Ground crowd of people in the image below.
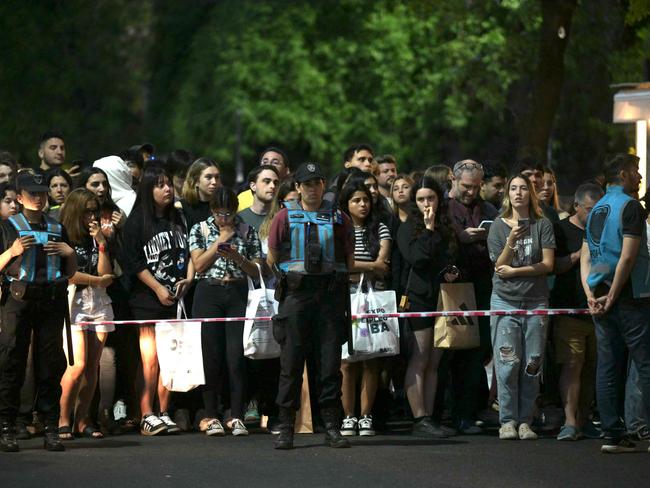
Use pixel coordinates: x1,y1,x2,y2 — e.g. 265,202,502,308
0,131,648,454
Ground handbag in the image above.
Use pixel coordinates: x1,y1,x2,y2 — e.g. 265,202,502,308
433,282,480,349
342,274,400,362
155,300,205,392
243,263,281,359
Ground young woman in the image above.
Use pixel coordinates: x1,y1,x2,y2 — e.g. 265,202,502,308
189,187,263,437
396,177,459,438
487,174,555,441
122,164,194,436
337,182,392,436
79,167,126,240
179,158,222,232
46,168,72,221
539,167,568,219
391,175,414,223
58,189,115,439
0,182,19,220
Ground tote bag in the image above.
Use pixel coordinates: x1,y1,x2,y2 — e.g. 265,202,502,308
243,263,281,359
433,282,480,349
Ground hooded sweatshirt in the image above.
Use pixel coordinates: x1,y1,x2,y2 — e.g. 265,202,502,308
93,156,137,217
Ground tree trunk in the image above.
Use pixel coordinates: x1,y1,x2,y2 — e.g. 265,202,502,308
518,0,578,164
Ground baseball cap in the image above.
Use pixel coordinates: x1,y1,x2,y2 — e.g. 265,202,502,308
16,172,48,193
294,162,325,183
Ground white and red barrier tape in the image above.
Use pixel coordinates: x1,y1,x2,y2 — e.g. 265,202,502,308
75,308,591,327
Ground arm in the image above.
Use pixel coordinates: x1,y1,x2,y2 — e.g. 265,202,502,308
554,250,580,274
191,242,221,274
136,268,175,306
579,240,601,314
499,248,554,278
351,239,392,276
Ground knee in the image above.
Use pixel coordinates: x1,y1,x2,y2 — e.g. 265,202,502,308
525,355,543,376
497,345,519,365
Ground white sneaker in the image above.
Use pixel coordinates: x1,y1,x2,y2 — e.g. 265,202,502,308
113,400,127,421
358,415,375,436
499,421,518,440
518,423,538,440
199,418,225,436
230,418,249,436
159,412,181,434
340,416,358,436
140,414,167,436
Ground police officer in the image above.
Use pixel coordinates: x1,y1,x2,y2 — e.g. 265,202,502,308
267,162,355,450
0,172,76,452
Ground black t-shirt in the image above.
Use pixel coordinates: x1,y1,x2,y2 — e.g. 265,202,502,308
74,236,99,277
551,219,586,309
0,214,71,284
180,200,211,234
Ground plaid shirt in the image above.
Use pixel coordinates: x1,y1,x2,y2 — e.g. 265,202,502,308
189,215,262,280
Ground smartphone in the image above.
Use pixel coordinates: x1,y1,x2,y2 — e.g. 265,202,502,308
217,243,231,252
478,220,493,231
518,218,530,236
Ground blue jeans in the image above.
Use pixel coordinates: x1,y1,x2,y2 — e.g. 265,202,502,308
593,301,650,439
490,294,548,425
625,359,648,434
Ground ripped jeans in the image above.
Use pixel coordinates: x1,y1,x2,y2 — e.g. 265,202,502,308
490,294,548,425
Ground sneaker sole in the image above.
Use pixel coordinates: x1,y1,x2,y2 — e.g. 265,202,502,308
359,430,375,436
164,426,181,434
601,446,637,453
232,430,249,436
140,426,167,436
340,430,357,436
206,430,225,436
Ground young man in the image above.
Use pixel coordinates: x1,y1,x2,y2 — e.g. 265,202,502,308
375,154,398,200
0,173,77,452
238,147,290,212
480,160,507,211
267,162,354,450
38,131,79,178
553,183,604,441
582,154,650,453
343,143,374,172
238,165,280,231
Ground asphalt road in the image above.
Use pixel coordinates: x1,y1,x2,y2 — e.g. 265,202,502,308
1,427,649,488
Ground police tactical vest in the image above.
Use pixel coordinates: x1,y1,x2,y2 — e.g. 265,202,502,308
585,184,650,298
278,200,346,274
8,213,63,282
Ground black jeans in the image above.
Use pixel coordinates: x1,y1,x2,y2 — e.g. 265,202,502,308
192,280,248,420
274,283,346,411
0,295,67,427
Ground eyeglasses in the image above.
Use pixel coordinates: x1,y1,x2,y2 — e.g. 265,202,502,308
215,211,233,218
453,161,483,172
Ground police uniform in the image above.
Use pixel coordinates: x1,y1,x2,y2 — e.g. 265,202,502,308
267,162,354,449
0,173,73,452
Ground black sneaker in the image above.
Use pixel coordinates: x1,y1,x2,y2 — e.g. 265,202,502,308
412,417,448,438
1,424,19,452
43,427,65,452
601,436,637,454
15,421,31,440
630,427,650,442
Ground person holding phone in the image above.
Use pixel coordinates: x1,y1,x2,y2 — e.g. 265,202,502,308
487,174,555,441
121,164,193,436
189,187,263,438
58,189,115,440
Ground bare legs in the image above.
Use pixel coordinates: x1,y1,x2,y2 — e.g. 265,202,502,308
405,328,444,418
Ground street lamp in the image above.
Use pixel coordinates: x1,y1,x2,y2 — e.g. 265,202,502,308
613,83,650,198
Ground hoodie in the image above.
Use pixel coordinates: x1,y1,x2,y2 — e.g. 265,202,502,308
93,156,137,217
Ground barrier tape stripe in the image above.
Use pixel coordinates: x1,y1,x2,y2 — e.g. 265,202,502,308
75,308,591,328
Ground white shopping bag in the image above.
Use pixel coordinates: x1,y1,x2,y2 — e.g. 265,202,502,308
243,263,280,359
156,300,205,392
342,274,400,362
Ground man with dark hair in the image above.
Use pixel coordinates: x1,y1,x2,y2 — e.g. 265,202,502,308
553,183,604,441
0,152,16,184
121,148,146,190
375,154,398,200
239,165,279,231
480,160,507,210
513,158,559,222
238,147,290,212
38,131,79,178
343,143,374,172
582,153,650,453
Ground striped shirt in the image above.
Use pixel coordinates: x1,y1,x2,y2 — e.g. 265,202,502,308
354,222,391,261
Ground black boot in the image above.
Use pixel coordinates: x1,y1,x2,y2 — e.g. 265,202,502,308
322,407,350,448
43,426,65,452
1,423,19,452
274,408,295,450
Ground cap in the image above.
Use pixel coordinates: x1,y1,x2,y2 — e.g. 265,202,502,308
294,162,325,183
16,172,48,193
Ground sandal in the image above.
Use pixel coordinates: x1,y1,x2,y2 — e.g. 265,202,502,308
79,426,104,439
59,425,74,440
